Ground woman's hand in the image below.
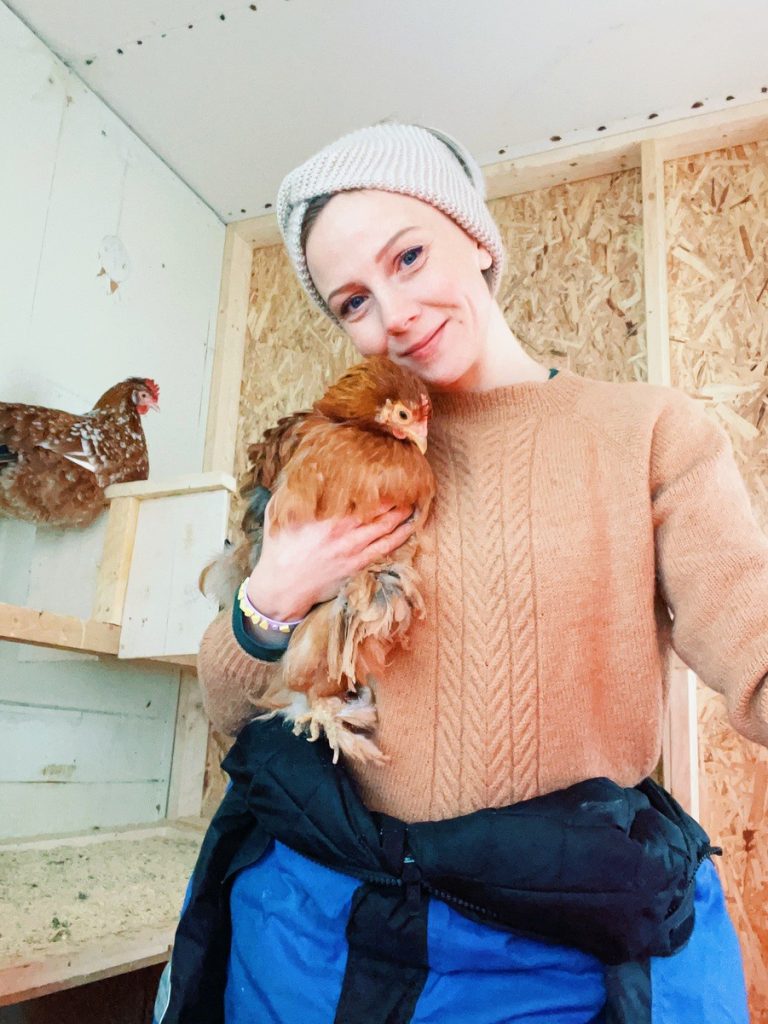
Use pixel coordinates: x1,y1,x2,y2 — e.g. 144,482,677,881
245,500,417,621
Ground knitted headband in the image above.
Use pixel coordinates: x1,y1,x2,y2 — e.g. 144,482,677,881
275,121,506,323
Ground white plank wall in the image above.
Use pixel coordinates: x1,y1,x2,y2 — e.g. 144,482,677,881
0,642,179,838
0,7,226,837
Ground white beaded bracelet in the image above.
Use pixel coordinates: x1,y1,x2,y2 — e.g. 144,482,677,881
237,578,305,634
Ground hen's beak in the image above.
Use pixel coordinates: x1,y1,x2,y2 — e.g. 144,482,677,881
405,420,428,454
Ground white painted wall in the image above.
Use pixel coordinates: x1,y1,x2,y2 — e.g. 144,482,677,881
0,6,225,837
0,2,223,477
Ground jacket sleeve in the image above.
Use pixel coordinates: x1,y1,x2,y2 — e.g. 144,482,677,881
651,389,768,746
197,602,286,737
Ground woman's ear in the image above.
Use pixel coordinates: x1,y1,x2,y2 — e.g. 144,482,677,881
477,243,492,271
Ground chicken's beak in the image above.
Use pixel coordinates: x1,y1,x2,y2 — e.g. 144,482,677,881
405,420,428,454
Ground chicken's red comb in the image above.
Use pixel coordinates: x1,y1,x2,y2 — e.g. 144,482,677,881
144,379,160,401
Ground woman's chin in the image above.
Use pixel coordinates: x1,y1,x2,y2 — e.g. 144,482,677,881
420,352,477,390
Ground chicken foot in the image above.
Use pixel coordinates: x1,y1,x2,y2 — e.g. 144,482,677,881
291,688,390,767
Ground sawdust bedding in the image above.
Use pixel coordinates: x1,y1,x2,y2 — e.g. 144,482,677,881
0,835,202,960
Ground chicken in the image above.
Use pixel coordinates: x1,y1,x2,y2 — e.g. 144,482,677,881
0,377,159,528
209,356,435,765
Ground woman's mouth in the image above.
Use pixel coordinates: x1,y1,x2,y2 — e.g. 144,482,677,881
402,321,447,361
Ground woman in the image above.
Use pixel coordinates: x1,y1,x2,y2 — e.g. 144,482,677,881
156,122,765,1023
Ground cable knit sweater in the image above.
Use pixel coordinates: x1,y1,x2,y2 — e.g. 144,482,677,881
198,367,768,822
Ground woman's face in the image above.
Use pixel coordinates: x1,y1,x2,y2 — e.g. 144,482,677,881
304,189,494,387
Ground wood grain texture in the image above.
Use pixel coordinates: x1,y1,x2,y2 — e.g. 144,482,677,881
0,962,165,1022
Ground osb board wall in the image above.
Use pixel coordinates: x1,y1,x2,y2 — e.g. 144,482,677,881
492,169,645,379
666,139,768,1020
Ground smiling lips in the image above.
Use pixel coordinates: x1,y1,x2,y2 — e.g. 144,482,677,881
401,320,447,359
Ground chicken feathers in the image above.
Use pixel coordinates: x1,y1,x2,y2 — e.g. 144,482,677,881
216,356,436,765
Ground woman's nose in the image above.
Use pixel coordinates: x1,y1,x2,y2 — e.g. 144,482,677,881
382,294,419,336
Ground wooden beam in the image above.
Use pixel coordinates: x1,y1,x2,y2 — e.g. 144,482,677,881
166,671,209,819
233,98,768,250
486,98,768,202
93,496,139,625
662,655,701,819
641,139,672,388
105,472,236,502
0,603,120,656
0,603,197,672
203,225,253,475
0,923,174,1005
639,137,699,815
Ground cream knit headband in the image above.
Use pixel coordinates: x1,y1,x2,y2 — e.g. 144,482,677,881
276,122,506,323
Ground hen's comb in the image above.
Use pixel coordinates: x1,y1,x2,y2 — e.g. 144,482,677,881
144,379,160,402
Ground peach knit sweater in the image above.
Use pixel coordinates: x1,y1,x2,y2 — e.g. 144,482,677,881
198,367,768,822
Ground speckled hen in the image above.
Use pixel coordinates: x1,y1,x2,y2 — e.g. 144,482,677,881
0,377,159,528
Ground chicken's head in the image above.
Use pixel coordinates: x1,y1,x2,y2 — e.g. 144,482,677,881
374,390,431,453
93,377,161,415
314,356,431,453
132,378,160,414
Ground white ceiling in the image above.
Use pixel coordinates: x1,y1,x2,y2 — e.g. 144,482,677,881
7,0,768,222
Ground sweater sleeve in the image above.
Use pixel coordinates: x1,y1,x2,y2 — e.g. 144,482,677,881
197,605,285,737
651,390,768,746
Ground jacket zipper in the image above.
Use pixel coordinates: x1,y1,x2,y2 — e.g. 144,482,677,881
293,845,498,920
228,836,719,926
664,843,722,920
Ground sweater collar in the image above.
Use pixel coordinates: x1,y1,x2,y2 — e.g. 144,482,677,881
428,366,583,423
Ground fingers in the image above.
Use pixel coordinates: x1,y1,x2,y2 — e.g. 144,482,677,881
349,505,413,549
352,516,416,571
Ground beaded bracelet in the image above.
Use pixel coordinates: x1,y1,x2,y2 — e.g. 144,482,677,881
237,578,305,634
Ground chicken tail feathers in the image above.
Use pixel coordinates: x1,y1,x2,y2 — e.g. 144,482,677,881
327,556,426,689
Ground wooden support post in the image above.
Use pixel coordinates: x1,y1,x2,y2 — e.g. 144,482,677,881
93,496,139,625
641,139,671,388
641,140,699,816
662,655,700,819
203,224,253,476
166,671,209,819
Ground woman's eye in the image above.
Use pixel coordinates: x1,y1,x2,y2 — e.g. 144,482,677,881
400,246,423,268
339,294,366,317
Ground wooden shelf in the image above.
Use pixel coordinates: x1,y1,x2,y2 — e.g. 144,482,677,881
0,603,196,671
0,819,206,1005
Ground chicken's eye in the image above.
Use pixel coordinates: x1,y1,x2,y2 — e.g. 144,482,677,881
397,409,409,421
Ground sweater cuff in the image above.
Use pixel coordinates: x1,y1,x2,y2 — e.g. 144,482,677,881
231,595,288,663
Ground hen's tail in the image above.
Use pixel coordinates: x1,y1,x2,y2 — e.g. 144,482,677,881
328,553,426,689
282,538,425,696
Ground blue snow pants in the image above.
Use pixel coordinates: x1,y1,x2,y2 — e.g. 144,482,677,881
215,840,748,1023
